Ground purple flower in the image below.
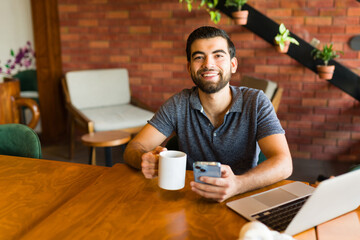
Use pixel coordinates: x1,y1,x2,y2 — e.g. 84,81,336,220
0,41,36,75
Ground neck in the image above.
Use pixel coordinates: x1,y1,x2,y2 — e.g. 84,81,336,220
198,85,232,126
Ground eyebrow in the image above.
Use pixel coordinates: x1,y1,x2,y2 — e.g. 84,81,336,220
191,49,228,58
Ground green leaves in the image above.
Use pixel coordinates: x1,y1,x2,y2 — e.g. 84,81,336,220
311,43,344,66
179,0,221,24
274,23,299,51
224,0,247,10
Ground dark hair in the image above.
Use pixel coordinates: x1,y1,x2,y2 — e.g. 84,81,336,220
186,26,236,62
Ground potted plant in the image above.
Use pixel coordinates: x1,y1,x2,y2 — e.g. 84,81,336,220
179,0,221,24
0,41,37,93
225,0,248,25
274,23,299,53
311,43,343,80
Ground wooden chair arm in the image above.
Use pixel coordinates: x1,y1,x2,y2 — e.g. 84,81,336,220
65,102,94,133
15,98,40,129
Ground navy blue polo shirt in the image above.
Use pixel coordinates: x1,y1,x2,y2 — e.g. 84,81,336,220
148,86,285,175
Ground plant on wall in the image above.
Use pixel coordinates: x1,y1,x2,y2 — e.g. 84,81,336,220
179,0,221,24
311,43,343,80
274,23,299,53
224,0,248,25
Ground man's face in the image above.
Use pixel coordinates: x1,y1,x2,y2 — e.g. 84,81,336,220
187,37,237,94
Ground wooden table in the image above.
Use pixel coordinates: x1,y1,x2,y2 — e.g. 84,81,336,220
1,155,358,239
0,155,106,240
19,163,315,240
81,130,131,166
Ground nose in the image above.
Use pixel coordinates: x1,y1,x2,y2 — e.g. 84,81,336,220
202,56,215,69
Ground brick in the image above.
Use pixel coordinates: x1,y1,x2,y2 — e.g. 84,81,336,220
308,0,335,8
293,8,319,17
311,152,337,161
89,41,109,48
255,65,279,74
346,25,360,34
333,17,359,25
288,121,312,129
313,138,337,146
267,9,292,17
302,98,327,107
151,10,172,18
348,8,360,16
325,131,351,139
335,0,360,7
129,26,151,34
151,41,173,49
319,26,345,34
141,63,163,71
58,5,78,12
106,11,129,19
305,17,332,25
279,66,304,74
109,56,130,63
300,114,326,123
78,19,98,27
320,9,346,16
280,0,306,8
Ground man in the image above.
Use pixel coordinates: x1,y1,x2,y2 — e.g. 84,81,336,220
124,26,292,202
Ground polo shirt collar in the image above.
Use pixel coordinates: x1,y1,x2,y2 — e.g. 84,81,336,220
189,85,243,113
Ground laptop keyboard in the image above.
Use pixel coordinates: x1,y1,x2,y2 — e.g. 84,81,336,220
251,196,310,232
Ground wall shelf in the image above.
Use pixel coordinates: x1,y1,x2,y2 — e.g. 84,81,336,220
217,1,360,101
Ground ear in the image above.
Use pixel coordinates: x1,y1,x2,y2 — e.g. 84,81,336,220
187,62,191,74
230,57,238,74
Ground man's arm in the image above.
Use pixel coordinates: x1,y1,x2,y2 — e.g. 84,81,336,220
124,124,167,176
190,133,292,202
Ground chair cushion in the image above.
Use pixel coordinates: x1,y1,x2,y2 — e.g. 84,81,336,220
81,104,154,132
66,68,130,109
240,75,278,100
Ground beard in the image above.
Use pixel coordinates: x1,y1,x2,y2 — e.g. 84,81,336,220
190,67,231,94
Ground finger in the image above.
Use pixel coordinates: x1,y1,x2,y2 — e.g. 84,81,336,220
190,182,226,202
199,176,224,186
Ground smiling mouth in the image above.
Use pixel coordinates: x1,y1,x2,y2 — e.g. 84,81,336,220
202,73,218,77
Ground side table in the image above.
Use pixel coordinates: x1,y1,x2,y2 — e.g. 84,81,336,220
81,130,131,167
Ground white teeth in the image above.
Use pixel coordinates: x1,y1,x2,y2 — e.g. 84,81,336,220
203,73,218,77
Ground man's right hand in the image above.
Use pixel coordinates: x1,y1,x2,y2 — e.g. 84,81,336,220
141,146,167,179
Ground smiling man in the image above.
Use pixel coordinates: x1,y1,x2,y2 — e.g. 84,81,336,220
124,26,292,202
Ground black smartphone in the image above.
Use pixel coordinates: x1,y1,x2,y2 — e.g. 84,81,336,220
193,161,221,184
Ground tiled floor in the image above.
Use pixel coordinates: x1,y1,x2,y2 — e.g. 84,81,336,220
41,140,356,184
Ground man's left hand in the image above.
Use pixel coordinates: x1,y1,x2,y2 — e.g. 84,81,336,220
190,164,239,202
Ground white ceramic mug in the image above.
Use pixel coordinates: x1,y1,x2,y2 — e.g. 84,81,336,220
158,150,187,190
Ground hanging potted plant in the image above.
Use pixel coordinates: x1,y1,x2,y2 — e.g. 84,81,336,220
179,0,221,24
311,43,343,80
274,23,299,53
225,0,248,25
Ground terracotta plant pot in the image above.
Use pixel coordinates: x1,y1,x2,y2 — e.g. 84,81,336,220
274,40,290,53
231,10,248,25
316,65,335,80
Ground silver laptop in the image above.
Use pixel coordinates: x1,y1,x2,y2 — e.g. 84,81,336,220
226,169,360,236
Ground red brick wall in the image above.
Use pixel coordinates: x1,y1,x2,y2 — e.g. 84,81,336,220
58,0,360,163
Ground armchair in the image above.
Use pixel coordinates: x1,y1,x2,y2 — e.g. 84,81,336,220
0,78,40,129
62,68,154,159
240,75,283,112
0,123,42,158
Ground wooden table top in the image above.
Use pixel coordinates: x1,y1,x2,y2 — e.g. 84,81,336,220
0,155,106,240
81,130,131,147
20,163,315,240
2,155,358,240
